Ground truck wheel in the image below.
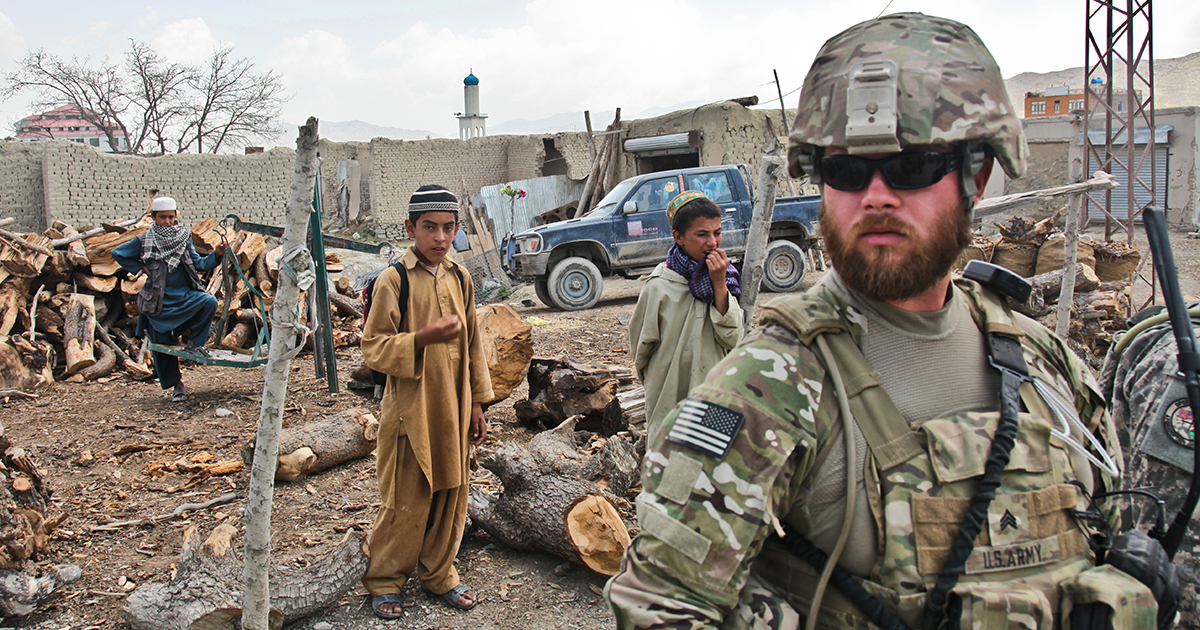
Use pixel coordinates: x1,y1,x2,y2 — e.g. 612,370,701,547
547,257,604,311
763,240,807,293
534,280,555,308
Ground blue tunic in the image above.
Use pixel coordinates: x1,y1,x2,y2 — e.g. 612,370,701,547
112,236,220,336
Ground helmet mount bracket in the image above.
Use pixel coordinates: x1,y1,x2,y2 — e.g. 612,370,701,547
845,60,901,154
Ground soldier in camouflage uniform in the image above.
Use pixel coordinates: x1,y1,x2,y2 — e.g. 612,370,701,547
606,13,1149,630
1100,311,1200,630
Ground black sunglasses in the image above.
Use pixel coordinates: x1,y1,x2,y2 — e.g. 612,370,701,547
818,152,963,192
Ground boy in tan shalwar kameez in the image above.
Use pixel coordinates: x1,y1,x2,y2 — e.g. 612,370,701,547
361,185,494,619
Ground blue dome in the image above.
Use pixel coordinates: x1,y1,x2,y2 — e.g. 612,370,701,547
464,73,479,86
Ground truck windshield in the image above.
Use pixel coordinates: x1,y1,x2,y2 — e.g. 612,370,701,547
584,180,636,217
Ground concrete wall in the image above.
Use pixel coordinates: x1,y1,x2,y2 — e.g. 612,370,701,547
1018,106,1199,229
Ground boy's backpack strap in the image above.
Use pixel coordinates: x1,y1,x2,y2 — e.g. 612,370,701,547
761,294,923,471
394,262,409,317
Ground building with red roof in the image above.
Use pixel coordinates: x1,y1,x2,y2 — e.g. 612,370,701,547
14,105,129,152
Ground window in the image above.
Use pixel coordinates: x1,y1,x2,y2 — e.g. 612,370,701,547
89,138,99,147
1031,101,1046,114
684,172,733,203
1054,101,1061,113
630,176,682,212
1069,99,1085,111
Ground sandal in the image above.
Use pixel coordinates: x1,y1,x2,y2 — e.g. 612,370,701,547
434,583,477,611
170,388,188,403
371,593,405,620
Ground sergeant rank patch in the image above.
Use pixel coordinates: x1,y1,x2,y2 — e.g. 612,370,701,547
667,399,744,459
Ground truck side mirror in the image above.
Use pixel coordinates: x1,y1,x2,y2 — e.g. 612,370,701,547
622,201,638,215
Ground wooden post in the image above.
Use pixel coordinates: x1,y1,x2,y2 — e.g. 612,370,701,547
1056,117,1085,339
584,110,596,161
741,141,785,329
576,134,609,218
242,118,320,630
601,108,623,195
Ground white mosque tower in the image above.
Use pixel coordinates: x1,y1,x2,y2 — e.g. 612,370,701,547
457,70,487,140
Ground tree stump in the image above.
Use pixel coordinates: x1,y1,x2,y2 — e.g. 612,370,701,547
468,418,636,575
61,294,96,375
123,523,370,630
514,358,628,435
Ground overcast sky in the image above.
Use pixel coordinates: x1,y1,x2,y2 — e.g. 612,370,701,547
2,1,1198,141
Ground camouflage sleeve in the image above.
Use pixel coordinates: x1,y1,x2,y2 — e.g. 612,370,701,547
1016,313,1124,514
606,325,825,629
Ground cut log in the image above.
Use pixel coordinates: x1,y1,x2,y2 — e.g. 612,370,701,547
61,294,97,375
39,252,74,287
95,325,154,381
236,232,267,271
514,358,627,435
90,260,122,276
478,303,533,403
334,276,353,296
265,245,282,282
0,336,54,390
190,217,222,255
121,274,147,297
79,343,115,381
253,252,269,288
327,291,362,319
324,253,343,273
33,305,64,343
0,278,32,336
72,273,118,293
83,215,152,267
0,425,76,617
123,523,369,630
0,233,52,278
240,408,379,482
468,425,634,576
220,322,253,350
52,222,91,266
527,416,640,497
1030,265,1101,303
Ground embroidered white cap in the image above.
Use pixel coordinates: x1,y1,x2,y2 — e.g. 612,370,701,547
151,196,177,212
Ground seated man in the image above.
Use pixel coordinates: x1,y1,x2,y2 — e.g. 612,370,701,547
113,196,226,402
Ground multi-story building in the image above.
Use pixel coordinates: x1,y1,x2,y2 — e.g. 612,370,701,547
14,105,129,152
1023,84,1141,118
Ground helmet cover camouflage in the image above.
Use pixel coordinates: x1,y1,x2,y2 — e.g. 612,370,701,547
788,12,1027,181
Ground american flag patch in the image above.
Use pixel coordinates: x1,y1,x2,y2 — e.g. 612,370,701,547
666,399,745,459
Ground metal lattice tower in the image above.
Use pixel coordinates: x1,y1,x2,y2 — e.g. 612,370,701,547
1082,0,1156,243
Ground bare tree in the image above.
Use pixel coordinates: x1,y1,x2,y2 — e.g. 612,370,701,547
3,43,287,155
124,41,189,155
177,45,287,154
1,49,132,152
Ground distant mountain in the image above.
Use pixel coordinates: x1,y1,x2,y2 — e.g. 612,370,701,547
489,101,710,135
1004,51,1200,115
262,119,443,147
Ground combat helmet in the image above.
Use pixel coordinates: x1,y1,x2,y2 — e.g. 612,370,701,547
788,13,1027,208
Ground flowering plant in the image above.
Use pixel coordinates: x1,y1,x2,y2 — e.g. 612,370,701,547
501,184,526,199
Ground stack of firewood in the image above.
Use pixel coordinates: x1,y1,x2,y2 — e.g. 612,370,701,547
0,213,365,391
955,214,1144,368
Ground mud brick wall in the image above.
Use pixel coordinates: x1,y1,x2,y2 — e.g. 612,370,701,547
38,141,296,229
369,135,547,230
548,131,593,180
619,102,785,186
0,142,49,231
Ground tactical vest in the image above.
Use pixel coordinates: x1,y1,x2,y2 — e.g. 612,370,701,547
745,280,1154,630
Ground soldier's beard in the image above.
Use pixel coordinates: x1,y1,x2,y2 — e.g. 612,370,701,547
820,201,971,303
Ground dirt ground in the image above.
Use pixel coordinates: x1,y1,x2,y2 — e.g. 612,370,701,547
2,222,1199,630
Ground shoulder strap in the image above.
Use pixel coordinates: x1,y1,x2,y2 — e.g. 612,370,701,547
393,261,409,317
448,261,469,302
762,293,923,471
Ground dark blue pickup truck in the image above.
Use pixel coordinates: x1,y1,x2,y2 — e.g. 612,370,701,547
500,165,821,310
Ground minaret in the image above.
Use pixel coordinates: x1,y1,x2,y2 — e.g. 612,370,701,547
457,70,487,140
